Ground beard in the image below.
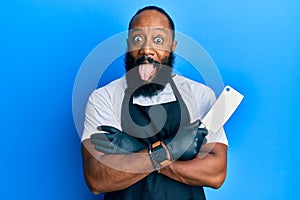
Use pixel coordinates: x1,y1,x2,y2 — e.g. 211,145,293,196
124,52,175,98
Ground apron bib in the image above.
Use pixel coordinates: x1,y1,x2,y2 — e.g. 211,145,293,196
104,78,206,200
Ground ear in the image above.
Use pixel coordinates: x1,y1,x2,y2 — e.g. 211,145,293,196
171,40,177,52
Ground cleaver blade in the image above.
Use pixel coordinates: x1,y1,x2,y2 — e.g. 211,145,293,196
201,86,244,133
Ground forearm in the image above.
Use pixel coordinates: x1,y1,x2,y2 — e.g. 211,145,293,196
81,140,153,194
160,143,227,188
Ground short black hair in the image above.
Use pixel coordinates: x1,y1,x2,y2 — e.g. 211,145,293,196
128,6,175,40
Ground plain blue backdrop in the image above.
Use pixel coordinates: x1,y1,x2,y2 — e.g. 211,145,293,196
1,0,299,199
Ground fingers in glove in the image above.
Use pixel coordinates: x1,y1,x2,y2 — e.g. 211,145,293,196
91,135,117,154
198,128,208,137
91,133,113,142
91,137,114,148
91,133,108,140
97,125,121,134
94,145,114,154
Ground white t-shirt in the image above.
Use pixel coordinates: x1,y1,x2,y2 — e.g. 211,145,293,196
82,74,228,145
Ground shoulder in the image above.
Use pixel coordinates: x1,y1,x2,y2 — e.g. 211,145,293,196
173,75,216,103
173,74,217,121
89,77,126,104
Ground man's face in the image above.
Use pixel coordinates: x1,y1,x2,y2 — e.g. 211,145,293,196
125,10,177,97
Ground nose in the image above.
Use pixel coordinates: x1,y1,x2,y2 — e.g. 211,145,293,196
138,39,155,57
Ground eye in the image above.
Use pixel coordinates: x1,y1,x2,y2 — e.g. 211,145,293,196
133,36,143,43
154,37,163,44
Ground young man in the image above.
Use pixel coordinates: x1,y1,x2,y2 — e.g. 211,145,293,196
81,6,228,200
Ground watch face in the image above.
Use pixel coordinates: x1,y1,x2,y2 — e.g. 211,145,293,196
152,144,168,163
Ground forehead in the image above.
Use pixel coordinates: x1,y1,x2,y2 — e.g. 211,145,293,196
130,10,170,30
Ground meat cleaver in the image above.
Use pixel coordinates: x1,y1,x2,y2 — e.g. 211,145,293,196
200,86,244,133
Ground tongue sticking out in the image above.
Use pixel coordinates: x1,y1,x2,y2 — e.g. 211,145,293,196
138,63,157,82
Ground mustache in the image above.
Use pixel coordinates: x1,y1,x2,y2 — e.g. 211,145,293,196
135,56,160,66
125,51,175,72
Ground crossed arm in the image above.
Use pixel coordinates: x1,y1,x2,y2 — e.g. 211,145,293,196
81,139,227,194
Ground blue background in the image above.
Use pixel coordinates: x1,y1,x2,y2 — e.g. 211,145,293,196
1,0,299,199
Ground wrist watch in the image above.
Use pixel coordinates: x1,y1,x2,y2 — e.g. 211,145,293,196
150,141,170,165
